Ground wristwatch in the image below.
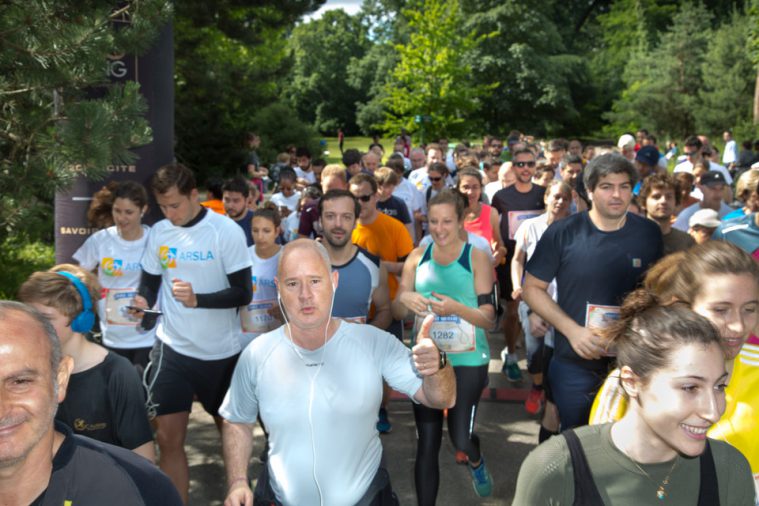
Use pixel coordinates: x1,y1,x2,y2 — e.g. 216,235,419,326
438,350,448,370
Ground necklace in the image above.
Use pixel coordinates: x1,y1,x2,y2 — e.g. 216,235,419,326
630,456,679,500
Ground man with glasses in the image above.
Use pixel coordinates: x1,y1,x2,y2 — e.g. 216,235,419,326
674,135,733,185
349,173,414,433
491,149,546,382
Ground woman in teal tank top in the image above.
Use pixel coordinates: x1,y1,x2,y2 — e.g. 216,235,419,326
392,190,496,505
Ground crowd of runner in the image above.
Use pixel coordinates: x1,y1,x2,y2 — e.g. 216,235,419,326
2,129,759,505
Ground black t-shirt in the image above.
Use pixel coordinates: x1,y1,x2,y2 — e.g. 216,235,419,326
526,212,663,368
377,195,412,224
32,421,182,506
232,209,255,247
56,351,153,450
491,184,546,253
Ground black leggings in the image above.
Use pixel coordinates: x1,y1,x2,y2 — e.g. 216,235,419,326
413,364,489,506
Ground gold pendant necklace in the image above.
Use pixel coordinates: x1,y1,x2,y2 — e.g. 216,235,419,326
631,456,679,500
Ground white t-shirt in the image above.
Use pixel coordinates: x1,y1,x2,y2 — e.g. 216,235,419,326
483,181,503,204
240,247,282,348
270,191,301,214
219,321,423,506
294,167,317,185
514,213,557,298
141,210,252,359
393,178,425,238
73,225,156,349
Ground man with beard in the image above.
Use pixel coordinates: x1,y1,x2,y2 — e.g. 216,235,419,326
223,176,255,246
523,153,663,430
491,149,546,382
319,189,392,329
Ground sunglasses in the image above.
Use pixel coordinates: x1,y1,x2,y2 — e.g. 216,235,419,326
684,151,699,157
514,161,537,168
355,194,373,202
429,176,443,182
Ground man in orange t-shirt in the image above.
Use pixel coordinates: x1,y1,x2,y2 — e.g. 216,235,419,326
350,172,414,433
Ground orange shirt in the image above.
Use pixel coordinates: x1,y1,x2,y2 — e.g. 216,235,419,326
352,213,414,299
201,199,225,215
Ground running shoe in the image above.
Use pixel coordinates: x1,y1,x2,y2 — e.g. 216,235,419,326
377,407,392,434
455,450,468,465
468,457,493,497
524,388,545,415
502,360,522,383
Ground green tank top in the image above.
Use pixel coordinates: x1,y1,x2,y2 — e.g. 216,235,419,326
413,242,490,367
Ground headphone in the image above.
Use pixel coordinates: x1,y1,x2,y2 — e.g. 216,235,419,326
56,271,96,333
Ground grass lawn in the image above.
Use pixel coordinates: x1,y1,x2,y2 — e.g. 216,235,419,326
319,137,397,164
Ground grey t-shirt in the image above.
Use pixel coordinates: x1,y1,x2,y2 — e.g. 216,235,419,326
663,227,695,255
219,321,423,506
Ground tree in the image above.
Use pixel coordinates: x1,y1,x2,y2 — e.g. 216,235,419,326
381,0,497,141
285,10,370,135
174,1,324,181
606,2,712,140
697,9,755,135
0,0,171,239
462,0,591,136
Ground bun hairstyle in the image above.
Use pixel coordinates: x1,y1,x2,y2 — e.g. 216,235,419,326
255,201,282,228
88,182,119,228
599,289,721,383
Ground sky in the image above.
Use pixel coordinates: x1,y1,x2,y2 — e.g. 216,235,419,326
302,0,363,22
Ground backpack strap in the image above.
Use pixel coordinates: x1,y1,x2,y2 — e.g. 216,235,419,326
563,429,605,506
697,440,720,506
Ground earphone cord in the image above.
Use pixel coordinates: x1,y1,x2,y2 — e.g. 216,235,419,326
277,288,336,506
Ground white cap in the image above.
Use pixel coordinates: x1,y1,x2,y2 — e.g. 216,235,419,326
617,134,635,150
689,208,720,229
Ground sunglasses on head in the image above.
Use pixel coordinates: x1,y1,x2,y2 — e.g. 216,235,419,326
514,161,536,168
356,194,373,202
429,176,443,182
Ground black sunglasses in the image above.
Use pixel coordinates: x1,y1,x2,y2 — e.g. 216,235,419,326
514,161,536,168
429,176,443,182
356,194,373,202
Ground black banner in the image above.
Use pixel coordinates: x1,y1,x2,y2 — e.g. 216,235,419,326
55,21,174,263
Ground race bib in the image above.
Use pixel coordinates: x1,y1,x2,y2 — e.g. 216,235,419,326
241,300,282,334
585,303,620,356
415,314,476,353
105,288,139,326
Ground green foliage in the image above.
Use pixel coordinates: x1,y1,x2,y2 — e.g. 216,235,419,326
381,0,497,141
174,1,324,181
606,2,712,140
249,102,322,164
286,10,370,135
0,237,55,299
696,9,755,134
0,0,171,241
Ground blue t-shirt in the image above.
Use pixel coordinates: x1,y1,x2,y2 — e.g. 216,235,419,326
713,213,759,257
526,212,663,368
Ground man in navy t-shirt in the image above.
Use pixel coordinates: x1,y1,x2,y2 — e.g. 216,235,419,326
523,153,663,430
491,148,546,382
0,302,181,506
